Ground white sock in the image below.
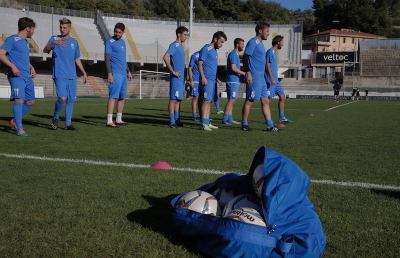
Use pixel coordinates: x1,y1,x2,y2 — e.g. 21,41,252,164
107,114,113,124
116,113,123,123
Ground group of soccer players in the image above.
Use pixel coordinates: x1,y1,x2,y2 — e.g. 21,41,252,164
0,17,290,136
164,22,291,132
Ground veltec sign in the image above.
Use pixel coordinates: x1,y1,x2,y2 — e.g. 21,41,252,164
316,52,355,63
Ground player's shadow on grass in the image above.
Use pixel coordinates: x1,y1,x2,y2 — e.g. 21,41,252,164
371,189,400,200
31,114,107,127
0,115,52,131
126,195,204,257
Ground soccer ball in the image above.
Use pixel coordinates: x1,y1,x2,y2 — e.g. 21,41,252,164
211,187,235,208
222,194,261,217
252,164,265,199
225,207,266,227
176,190,221,216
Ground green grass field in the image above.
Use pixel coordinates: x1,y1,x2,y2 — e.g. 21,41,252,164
0,98,399,257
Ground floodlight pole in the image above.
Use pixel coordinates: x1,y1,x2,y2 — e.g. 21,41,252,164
189,0,193,56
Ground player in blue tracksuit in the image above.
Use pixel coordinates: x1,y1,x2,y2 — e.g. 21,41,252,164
0,17,36,136
223,38,245,125
198,31,227,131
265,35,291,123
188,51,200,120
163,26,189,128
44,18,88,130
241,22,278,132
104,23,133,128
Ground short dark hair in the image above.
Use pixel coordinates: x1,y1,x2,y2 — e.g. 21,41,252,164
18,17,35,32
272,35,284,46
176,26,188,36
114,23,125,32
59,17,72,25
212,31,227,41
255,22,270,35
234,38,244,47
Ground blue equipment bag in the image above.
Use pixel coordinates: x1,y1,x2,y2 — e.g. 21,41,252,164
171,146,326,257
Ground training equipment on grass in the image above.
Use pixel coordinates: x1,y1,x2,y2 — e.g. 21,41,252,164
211,187,235,209
176,190,220,216
151,160,172,170
171,146,326,257
277,123,286,129
309,112,315,117
225,207,266,227
222,194,261,217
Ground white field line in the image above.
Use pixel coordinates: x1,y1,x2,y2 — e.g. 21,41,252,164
1,152,400,192
324,100,359,111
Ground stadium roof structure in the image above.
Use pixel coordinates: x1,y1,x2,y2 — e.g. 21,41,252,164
305,29,386,39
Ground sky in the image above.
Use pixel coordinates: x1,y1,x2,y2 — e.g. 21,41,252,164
270,0,313,10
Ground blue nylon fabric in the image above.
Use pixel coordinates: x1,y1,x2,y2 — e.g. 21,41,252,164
170,146,326,257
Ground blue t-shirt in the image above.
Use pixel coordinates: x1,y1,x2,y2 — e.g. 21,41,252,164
227,49,241,83
105,37,127,75
244,37,266,81
199,44,218,81
0,34,30,78
47,36,80,79
265,48,278,84
189,51,200,83
166,41,185,78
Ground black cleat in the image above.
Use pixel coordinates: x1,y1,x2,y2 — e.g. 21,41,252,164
266,127,279,132
51,118,59,130
176,121,184,128
65,125,77,131
241,125,251,131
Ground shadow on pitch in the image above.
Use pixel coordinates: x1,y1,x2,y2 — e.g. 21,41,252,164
126,195,204,256
0,115,53,131
371,189,400,200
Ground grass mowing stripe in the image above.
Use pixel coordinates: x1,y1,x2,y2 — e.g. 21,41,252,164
1,152,400,192
324,100,359,111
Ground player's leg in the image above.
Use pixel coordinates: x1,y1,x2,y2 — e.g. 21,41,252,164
21,77,35,119
51,78,67,129
191,83,199,120
116,75,128,125
174,100,182,126
201,83,215,130
213,85,223,114
9,77,28,136
107,75,121,127
65,78,77,130
261,85,278,132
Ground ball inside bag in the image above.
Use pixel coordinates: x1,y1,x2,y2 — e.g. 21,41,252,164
252,164,265,198
225,207,266,227
212,188,235,209
222,194,261,217
176,190,221,216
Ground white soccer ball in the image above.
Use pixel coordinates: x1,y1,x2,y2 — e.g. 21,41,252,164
222,194,261,217
211,188,235,208
252,164,265,198
225,207,266,227
176,190,221,216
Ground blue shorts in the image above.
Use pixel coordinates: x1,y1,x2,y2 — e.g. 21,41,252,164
169,77,184,100
267,82,285,98
109,73,127,99
8,76,35,101
246,79,268,102
202,79,216,102
226,82,240,100
55,78,77,102
190,82,199,97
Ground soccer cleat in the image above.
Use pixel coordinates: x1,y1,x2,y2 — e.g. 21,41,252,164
51,118,59,130
241,125,251,132
176,121,184,128
266,127,279,132
65,125,77,131
208,124,218,129
169,124,177,128
217,111,224,115
279,117,292,123
222,120,232,125
9,119,16,130
203,124,212,131
16,129,28,137
231,120,241,125
115,121,128,126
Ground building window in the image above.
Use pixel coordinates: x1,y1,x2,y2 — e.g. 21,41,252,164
343,37,346,43
352,38,355,44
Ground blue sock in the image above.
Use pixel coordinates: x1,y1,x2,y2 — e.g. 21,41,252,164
204,118,210,125
65,102,74,126
266,119,274,128
214,100,221,112
279,111,285,120
228,114,234,123
174,112,180,124
223,114,229,122
192,112,198,119
242,120,248,126
169,113,175,125
22,104,32,118
13,102,23,130
54,98,64,120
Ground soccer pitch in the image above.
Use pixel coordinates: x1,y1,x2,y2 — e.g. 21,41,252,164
0,98,399,257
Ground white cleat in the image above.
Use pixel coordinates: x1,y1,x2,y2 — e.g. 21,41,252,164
209,124,219,129
231,120,241,125
203,124,212,131
217,111,224,114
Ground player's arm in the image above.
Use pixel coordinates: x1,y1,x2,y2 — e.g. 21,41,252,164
188,66,194,87
0,49,20,76
43,38,65,53
104,53,114,84
75,58,87,84
198,60,207,86
266,63,276,85
243,53,252,86
163,53,180,78
126,65,132,81
231,63,245,76
29,63,36,78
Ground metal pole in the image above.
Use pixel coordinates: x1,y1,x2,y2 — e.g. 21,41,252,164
189,0,193,56
156,38,159,73
51,6,54,35
139,70,142,99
